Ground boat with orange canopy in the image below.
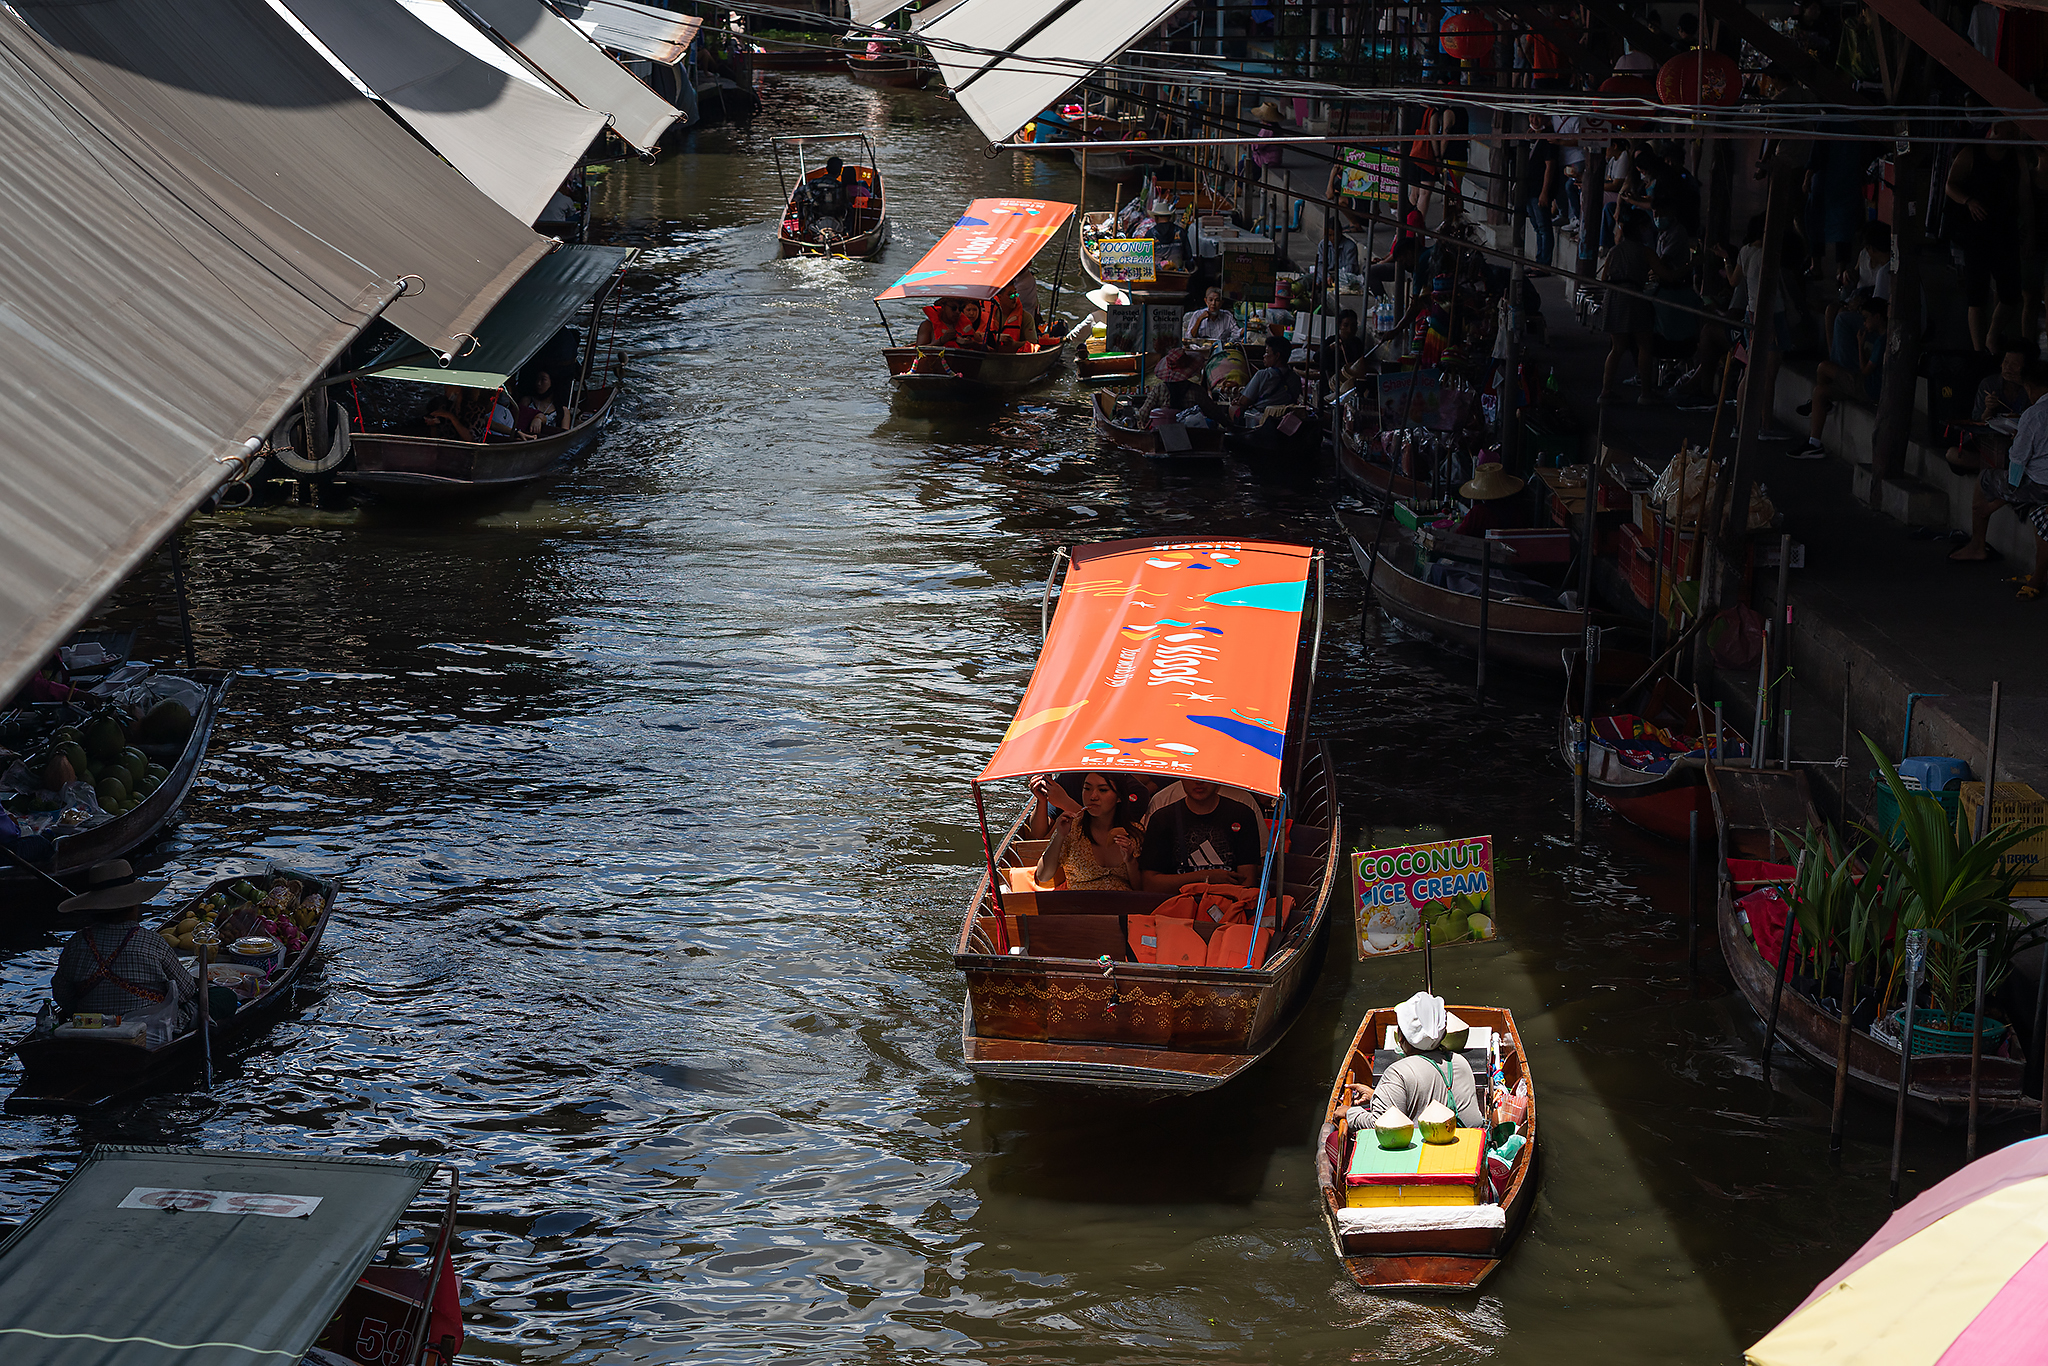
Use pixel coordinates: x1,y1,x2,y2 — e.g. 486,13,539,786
952,537,1342,1092
874,197,1082,399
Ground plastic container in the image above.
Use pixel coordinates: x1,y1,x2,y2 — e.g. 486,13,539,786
1872,777,1962,846
226,936,283,975
1887,1007,2008,1057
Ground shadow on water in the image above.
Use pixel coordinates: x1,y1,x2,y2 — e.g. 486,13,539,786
0,71,2004,1365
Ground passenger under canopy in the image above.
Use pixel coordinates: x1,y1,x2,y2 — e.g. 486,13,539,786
874,196,1076,301
978,538,1314,798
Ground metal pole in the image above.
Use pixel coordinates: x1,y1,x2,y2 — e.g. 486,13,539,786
1714,701,1724,762
1891,928,1926,1206
1782,709,1793,768
970,782,1010,953
1977,681,2002,838
1969,947,1987,1161
1831,959,1856,1161
1502,124,1524,476
1573,429,1609,844
1686,809,1700,978
1842,662,1852,764
192,922,218,1089
1649,519,1665,657
1751,620,1771,771
1476,539,1491,699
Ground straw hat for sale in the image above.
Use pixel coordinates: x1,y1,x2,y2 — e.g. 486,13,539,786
1461,462,1526,501
1085,284,1130,310
57,859,166,914
1248,101,1287,125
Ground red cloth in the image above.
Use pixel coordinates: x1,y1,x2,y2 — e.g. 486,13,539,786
428,1251,463,1362
1730,860,1797,968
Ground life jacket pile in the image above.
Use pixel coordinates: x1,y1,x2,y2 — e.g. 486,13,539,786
1125,883,1295,969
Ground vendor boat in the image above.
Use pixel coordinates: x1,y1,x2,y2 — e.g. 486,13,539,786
845,43,930,88
954,538,1342,1092
0,669,228,894
0,1145,463,1366
875,197,1079,400
1316,1005,1538,1292
1708,764,2035,1125
1561,667,1747,842
1076,211,1194,298
335,244,634,502
772,132,890,260
1091,391,1226,459
750,38,845,71
1337,507,1648,682
5,864,338,1113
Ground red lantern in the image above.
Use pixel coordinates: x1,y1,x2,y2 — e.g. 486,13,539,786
1596,73,1658,129
1439,11,1494,63
1657,47,1742,107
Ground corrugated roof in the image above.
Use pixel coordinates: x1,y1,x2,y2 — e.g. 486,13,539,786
0,8,406,700
15,0,550,361
455,0,684,150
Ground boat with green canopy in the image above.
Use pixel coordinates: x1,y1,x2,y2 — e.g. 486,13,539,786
327,244,635,500
0,1145,463,1365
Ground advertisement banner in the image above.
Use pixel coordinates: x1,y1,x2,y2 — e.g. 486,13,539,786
1353,835,1498,959
1098,237,1158,283
1339,148,1402,204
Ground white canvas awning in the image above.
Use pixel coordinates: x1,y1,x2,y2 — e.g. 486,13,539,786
272,0,608,225
394,0,547,86
551,0,700,64
850,0,916,24
452,0,683,150
918,0,1181,145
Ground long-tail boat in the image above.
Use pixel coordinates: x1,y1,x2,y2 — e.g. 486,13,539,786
1559,664,1747,841
875,198,1078,399
6,864,338,1112
1316,1004,1538,1292
1707,763,2035,1124
772,132,891,259
953,537,1342,1092
0,1145,463,1366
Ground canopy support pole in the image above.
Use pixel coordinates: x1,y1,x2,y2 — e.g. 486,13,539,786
876,301,897,347
1246,791,1288,967
1291,551,1327,782
1040,546,1069,640
971,782,1010,953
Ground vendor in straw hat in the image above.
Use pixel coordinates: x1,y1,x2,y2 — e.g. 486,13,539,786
51,859,197,1045
1247,101,1288,170
1454,461,1530,538
1344,991,1485,1132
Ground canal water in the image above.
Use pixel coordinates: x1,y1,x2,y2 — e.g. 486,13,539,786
0,74,1975,1363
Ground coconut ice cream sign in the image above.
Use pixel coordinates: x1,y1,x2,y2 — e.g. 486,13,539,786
1354,836,1498,959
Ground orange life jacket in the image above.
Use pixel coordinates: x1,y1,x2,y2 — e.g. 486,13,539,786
1152,918,1209,967
1206,921,1268,970
1126,914,1160,963
993,292,1026,346
920,304,959,347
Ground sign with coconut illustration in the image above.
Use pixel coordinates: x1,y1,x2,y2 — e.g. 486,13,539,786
1354,836,1497,959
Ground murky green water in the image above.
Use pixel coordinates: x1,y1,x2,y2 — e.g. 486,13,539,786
0,74,1983,1364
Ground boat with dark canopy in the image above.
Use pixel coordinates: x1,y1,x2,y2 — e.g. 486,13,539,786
953,537,1342,1092
0,1145,463,1365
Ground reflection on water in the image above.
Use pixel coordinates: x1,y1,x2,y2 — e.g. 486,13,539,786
0,74,1972,1365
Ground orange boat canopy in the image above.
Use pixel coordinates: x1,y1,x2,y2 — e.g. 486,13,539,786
874,197,1076,302
978,538,1315,797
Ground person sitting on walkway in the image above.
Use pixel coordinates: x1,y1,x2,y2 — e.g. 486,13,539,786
1792,295,1886,459
1183,286,1242,342
1948,350,2030,562
1309,218,1359,299
1977,357,2048,595
1033,772,1143,891
1345,991,1487,1130
52,860,198,1046
1138,779,1262,891
1367,207,1425,296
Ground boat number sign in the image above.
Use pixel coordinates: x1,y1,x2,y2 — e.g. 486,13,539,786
1098,237,1157,283
119,1186,324,1218
1354,835,1498,959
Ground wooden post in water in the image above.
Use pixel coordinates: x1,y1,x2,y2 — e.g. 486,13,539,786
1831,959,1856,1161
1476,539,1491,699
1761,879,1797,1093
1969,947,1987,1161
1892,929,1926,1207
1573,429,1609,844
1977,681,2002,838
1686,809,1700,979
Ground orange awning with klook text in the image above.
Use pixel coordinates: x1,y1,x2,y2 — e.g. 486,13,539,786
874,198,1075,301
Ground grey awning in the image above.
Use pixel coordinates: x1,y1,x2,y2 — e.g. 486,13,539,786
0,1147,437,1366
354,243,634,387
272,0,611,225
453,0,683,149
15,0,549,362
0,9,407,701
552,0,701,64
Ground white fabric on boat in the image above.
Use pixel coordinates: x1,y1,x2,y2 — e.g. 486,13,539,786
918,0,1183,144
1335,1204,1506,1234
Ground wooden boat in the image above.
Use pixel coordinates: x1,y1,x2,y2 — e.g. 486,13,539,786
955,538,1342,1092
1336,432,1436,506
344,387,615,500
1560,668,1746,842
1091,390,1225,458
845,45,930,88
0,670,228,892
876,196,1079,400
1077,210,1194,297
773,132,890,259
1077,343,1139,381
1337,507,1647,682
6,864,338,1112
1707,763,2035,1124
1316,1005,1538,1292
750,38,845,71
0,1145,464,1366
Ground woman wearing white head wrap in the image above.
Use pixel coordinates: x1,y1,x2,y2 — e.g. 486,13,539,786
1346,991,1485,1132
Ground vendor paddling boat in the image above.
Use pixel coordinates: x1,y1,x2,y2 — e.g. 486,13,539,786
954,538,1342,1092
1091,391,1226,459
1317,1003,1537,1292
773,132,890,259
333,245,634,501
1,668,226,894
1708,763,2035,1125
1337,507,1648,682
875,198,1079,400
1561,666,1748,842
6,865,337,1113
0,1145,463,1366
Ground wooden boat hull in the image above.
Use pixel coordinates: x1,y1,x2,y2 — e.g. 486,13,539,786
752,43,844,71
1317,1006,1538,1292
1337,439,1435,505
2,672,227,890
6,866,337,1113
1073,147,1154,179
1091,392,1226,459
344,388,614,500
1340,509,1647,682
1707,764,2035,1124
1077,350,1138,381
885,344,1065,398
955,747,1342,1093
1556,683,1721,843
847,56,929,88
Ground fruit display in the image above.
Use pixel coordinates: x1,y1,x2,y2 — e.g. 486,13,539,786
158,873,326,961
1,681,198,830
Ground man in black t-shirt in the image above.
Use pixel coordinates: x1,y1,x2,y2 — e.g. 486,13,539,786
1139,780,1264,891
1516,120,1561,268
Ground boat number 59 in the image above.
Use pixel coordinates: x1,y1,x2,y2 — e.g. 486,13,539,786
355,1317,412,1366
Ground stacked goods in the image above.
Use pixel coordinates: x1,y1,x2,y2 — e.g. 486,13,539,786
0,699,190,822
158,875,321,960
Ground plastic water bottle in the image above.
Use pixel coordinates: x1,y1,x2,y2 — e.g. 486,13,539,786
33,1001,54,1037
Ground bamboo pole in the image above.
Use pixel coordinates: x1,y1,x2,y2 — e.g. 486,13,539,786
1686,809,1700,979
1831,959,1856,1160
1977,681,2002,838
